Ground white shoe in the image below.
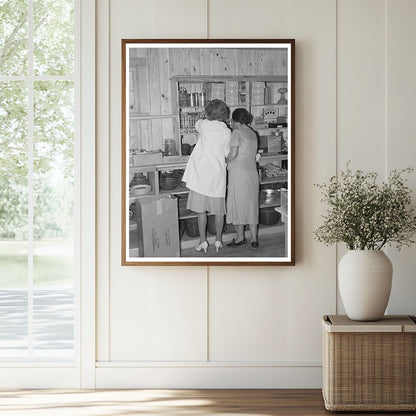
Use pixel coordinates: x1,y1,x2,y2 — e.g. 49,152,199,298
195,241,208,253
215,241,223,252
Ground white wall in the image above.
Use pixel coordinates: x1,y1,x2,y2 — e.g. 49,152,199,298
95,0,416,388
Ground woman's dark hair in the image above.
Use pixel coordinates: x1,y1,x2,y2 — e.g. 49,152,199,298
232,108,253,125
205,99,230,122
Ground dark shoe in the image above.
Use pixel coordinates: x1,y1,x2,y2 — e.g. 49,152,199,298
251,241,259,250
227,238,247,247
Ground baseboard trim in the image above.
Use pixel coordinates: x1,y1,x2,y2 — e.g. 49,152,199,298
0,367,80,388
96,360,321,368
96,365,323,388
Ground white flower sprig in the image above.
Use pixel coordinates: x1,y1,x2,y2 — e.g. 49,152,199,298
314,164,416,250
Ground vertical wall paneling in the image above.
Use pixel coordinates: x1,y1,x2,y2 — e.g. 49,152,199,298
94,0,416,388
109,269,208,361
141,120,151,151
385,0,416,314
130,48,288,150
208,0,337,367
336,0,387,172
285,0,337,361
151,272,208,361
159,49,171,115
170,48,185,76
148,49,162,115
209,0,290,38
137,63,150,114
96,0,110,362
200,47,210,74
106,0,209,365
208,268,291,362
149,0,208,38
336,0,387,313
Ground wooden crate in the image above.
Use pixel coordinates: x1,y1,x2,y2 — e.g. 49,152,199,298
322,315,416,411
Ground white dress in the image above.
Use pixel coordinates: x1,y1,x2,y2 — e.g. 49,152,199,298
182,119,231,198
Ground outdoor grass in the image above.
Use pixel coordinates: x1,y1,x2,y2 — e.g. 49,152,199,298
0,240,73,289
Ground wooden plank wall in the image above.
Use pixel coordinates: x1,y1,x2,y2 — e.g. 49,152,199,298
129,48,287,151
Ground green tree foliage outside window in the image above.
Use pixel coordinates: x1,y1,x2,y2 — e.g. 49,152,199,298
0,0,74,240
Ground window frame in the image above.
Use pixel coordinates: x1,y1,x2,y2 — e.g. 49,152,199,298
0,0,96,388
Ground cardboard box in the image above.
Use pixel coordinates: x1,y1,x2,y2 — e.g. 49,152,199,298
136,195,180,257
259,135,281,153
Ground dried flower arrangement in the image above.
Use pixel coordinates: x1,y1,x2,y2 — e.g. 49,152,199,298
314,164,416,250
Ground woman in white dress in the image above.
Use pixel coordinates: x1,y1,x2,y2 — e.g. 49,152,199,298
182,99,231,253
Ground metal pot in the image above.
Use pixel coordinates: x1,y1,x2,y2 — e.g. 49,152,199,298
260,188,280,204
259,207,280,226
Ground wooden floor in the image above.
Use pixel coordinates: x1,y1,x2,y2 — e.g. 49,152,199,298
181,229,285,257
0,389,413,415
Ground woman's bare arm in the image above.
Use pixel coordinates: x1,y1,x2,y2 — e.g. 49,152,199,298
227,146,239,163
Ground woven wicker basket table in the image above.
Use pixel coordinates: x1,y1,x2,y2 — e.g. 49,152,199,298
322,315,416,411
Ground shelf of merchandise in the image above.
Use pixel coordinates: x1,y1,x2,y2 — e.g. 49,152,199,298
129,75,289,255
170,74,288,147
128,150,288,232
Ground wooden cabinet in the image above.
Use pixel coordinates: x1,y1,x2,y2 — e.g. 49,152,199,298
129,75,289,256
128,53,177,153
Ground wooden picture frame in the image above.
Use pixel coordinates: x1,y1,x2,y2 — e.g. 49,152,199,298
122,39,295,265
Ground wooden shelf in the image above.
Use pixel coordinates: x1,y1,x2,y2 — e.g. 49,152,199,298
130,165,160,173
260,176,287,185
170,75,288,83
130,161,188,173
179,213,197,220
130,114,176,120
179,106,205,112
250,103,287,107
259,202,280,209
160,186,189,196
259,153,288,164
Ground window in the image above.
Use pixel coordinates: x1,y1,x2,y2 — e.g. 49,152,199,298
0,0,77,361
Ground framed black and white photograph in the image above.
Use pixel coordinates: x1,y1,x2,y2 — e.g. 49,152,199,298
121,39,295,265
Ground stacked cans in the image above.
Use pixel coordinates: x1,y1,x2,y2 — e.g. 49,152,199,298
190,92,205,107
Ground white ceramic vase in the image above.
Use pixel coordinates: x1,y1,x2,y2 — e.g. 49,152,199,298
338,250,393,321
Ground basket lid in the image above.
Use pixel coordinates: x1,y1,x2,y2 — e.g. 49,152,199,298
322,315,416,333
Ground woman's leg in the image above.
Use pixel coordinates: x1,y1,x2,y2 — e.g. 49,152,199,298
249,224,258,249
215,214,224,242
249,224,258,242
198,212,207,243
236,224,245,242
